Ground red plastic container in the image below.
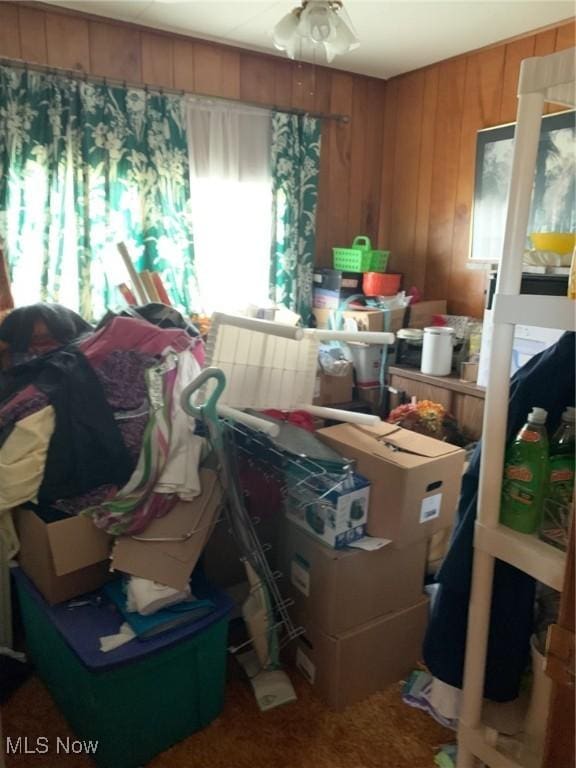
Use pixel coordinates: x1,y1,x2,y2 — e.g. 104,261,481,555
362,272,402,296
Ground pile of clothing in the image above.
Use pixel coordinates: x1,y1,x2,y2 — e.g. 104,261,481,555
0,303,212,617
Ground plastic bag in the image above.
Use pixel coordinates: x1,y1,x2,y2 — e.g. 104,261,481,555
318,345,352,377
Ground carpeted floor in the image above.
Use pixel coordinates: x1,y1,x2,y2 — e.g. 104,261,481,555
3,667,451,768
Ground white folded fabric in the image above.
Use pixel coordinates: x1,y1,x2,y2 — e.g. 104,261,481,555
126,576,191,616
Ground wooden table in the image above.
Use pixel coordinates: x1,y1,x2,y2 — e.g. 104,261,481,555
387,364,486,440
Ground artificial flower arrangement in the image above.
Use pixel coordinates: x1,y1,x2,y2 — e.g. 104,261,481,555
387,398,467,446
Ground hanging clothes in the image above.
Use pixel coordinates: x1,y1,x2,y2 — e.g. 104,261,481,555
0,388,49,449
0,405,55,559
423,332,576,702
0,406,55,513
0,347,134,503
154,350,204,501
83,355,179,536
80,316,198,366
100,303,200,339
0,303,92,368
36,350,135,502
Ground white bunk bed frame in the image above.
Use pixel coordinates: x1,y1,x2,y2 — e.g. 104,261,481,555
457,47,576,768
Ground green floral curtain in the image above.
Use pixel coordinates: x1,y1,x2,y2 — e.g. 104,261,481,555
269,112,321,325
0,65,197,320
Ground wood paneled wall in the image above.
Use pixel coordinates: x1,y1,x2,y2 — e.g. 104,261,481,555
377,19,575,318
0,1,386,271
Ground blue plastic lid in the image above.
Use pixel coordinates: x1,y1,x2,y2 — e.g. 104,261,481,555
13,569,233,672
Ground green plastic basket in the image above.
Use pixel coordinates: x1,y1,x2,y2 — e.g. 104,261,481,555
333,236,390,273
369,250,390,272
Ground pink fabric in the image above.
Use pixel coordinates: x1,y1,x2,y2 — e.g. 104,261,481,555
0,384,42,410
80,317,195,364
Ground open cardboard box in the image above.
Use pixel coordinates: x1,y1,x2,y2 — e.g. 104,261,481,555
16,507,113,605
317,422,465,548
279,520,427,636
313,307,406,334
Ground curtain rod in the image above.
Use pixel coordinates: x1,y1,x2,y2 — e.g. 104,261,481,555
0,56,350,124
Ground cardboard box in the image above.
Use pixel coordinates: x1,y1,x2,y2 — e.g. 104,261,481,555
284,472,370,549
16,507,112,605
313,269,363,309
112,469,222,592
407,300,448,329
313,308,383,332
313,307,406,334
294,596,429,710
279,520,427,635
313,368,354,405
317,423,465,547
382,307,406,334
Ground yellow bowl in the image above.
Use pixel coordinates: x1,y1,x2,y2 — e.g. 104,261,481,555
529,232,576,255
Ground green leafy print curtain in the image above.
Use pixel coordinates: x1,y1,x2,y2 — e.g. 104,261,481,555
0,65,197,320
269,112,321,325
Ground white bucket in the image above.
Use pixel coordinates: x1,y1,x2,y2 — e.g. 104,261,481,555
347,343,383,387
421,327,454,376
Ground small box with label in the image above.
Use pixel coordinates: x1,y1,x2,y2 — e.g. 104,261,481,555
284,472,370,549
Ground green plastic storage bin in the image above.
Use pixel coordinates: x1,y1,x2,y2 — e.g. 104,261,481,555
14,570,232,768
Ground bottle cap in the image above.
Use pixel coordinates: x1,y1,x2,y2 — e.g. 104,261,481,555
563,406,575,422
528,407,548,425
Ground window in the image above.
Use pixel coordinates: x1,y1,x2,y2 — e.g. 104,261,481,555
187,100,273,314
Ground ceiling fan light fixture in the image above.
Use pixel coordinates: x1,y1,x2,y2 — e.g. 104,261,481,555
326,12,359,56
272,9,301,52
298,2,334,43
272,0,358,62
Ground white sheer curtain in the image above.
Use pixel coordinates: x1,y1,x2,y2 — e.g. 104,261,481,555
186,100,272,314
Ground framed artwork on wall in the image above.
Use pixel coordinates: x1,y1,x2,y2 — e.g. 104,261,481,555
469,109,575,263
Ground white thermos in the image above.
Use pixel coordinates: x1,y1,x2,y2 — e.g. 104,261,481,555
420,327,454,376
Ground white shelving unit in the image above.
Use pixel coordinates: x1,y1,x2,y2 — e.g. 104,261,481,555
456,47,575,768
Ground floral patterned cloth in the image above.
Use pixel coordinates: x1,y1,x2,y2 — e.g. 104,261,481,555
0,64,323,328
0,65,198,319
269,112,321,326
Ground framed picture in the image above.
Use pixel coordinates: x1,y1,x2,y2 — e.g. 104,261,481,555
469,110,575,262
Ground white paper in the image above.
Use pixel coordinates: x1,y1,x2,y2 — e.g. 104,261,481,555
348,537,392,551
420,493,442,524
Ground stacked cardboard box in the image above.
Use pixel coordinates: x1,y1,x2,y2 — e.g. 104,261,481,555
281,420,465,710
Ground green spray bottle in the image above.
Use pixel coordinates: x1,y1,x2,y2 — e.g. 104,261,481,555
540,406,575,550
500,407,549,534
